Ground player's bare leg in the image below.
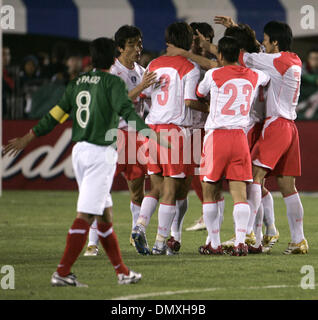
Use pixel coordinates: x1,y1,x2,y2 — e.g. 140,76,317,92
132,174,163,255
168,176,192,254
276,176,308,254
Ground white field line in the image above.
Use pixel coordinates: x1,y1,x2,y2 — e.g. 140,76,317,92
111,283,317,300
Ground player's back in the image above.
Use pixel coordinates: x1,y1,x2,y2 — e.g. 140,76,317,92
65,69,126,145
145,55,199,126
241,51,302,120
197,65,269,130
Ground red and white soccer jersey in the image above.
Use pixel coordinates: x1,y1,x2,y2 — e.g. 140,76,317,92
240,51,302,176
145,55,200,177
197,64,270,182
110,58,145,129
239,51,302,120
110,59,148,180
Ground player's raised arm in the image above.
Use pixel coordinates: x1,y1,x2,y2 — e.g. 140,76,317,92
166,43,218,70
214,16,238,28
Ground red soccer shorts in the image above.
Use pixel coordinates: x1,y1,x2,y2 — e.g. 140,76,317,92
115,129,148,181
251,117,301,176
147,124,193,177
246,122,263,151
200,129,252,182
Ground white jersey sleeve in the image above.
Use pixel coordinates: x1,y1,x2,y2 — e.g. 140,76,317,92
196,69,213,98
184,63,200,101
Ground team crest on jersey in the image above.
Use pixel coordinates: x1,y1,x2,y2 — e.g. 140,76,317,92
131,76,137,84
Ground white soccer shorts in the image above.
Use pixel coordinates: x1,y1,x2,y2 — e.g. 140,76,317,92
72,141,118,215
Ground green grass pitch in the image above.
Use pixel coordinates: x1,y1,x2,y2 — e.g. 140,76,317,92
0,190,317,300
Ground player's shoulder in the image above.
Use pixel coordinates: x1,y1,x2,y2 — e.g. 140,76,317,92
149,55,195,73
273,52,302,76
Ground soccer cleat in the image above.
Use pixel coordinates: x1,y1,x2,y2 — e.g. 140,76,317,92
51,272,88,287
248,244,263,254
283,239,309,255
263,230,279,250
185,218,206,231
201,243,224,255
84,245,99,256
198,244,209,255
152,241,167,255
131,225,151,255
221,235,236,252
245,231,256,246
230,243,248,256
129,234,136,248
118,270,142,285
166,236,181,255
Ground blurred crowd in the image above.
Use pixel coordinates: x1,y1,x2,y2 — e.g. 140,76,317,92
2,42,318,120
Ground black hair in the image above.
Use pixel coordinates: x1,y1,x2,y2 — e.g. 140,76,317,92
225,24,260,53
165,22,193,51
114,25,142,50
263,21,293,52
89,37,116,69
218,36,240,63
190,22,214,43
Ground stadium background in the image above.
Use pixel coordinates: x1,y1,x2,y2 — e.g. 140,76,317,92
2,0,318,191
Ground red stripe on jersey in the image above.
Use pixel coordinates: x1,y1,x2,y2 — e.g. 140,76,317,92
273,52,302,76
148,55,195,79
212,65,259,89
196,89,205,98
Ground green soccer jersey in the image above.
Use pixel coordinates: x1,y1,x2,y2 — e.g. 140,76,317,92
33,69,149,145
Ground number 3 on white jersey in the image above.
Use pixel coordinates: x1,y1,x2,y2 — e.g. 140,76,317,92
76,91,91,128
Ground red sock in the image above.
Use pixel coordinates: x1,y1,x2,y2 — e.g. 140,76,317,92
97,222,129,276
192,174,203,203
57,218,89,277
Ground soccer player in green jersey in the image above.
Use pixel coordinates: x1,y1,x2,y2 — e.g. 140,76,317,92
4,37,160,286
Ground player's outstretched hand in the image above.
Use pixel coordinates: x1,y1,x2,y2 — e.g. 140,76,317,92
141,70,158,90
166,43,186,57
3,130,35,157
214,16,237,28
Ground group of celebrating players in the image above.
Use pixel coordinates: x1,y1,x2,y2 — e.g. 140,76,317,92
4,15,308,287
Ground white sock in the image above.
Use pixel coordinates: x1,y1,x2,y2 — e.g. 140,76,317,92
284,193,305,244
205,235,210,245
247,183,262,234
203,203,220,249
233,203,250,246
254,203,264,247
171,198,188,242
137,196,158,228
157,203,176,240
88,219,99,246
130,201,141,230
262,192,277,236
218,198,225,230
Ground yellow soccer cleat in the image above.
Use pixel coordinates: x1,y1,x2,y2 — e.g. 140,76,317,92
84,245,99,256
186,218,206,231
263,230,279,250
221,234,236,252
283,239,309,255
245,231,256,246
